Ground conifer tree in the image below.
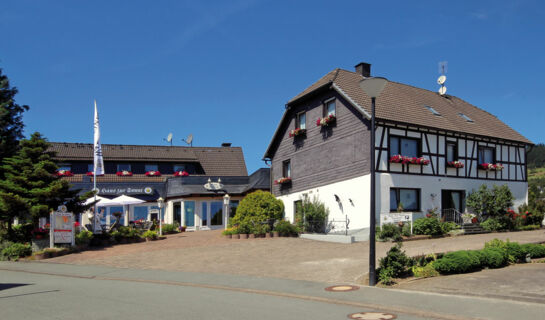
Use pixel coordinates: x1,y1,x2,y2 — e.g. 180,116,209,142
0,68,28,161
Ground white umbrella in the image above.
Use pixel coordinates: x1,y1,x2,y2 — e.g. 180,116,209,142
84,195,119,207
110,195,146,226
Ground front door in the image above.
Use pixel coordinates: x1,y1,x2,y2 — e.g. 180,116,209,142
184,201,195,227
441,190,465,212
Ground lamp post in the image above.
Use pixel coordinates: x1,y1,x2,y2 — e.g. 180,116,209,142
359,77,388,286
157,197,164,236
223,194,231,229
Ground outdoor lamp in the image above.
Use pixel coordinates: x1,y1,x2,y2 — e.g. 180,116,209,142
157,197,164,236
359,77,388,287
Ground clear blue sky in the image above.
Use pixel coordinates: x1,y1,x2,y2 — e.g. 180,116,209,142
2,0,544,173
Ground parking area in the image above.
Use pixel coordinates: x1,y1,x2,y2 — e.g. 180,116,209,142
46,229,545,285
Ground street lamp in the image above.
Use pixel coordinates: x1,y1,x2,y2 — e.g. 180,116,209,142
359,77,388,286
223,194,230,229
157,197,164,236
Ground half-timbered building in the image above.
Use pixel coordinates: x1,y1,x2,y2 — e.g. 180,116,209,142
263,62,532,234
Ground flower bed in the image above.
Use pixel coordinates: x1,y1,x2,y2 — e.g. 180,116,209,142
274,177,291,185
389,155,429,165
479,163,504,171
174,171,189,177
289,128,306,138
447,161,464,168
116,170,133,176
145,170,161,176
56,170,74,177
316,114,336,127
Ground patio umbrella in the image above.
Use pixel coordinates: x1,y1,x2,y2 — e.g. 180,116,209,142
110,195,146,226
84,195,119,207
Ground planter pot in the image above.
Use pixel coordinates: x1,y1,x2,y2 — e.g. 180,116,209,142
34,253,46,260
225,234,232,239
272,231,279,237
240,234,248,239
249,234,256,239
233,234,240,239
265,232,272,238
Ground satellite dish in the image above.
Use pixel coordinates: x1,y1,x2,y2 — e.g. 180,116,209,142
438,86,447,95
182,134,193,147
164,133,173,146
437,75,446,85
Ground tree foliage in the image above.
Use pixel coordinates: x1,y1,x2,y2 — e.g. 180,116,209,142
528,144,545,169
0,133,92,233
466,184,514,217
0,68,28,162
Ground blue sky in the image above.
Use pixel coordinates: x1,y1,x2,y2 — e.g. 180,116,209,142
1,0,544,173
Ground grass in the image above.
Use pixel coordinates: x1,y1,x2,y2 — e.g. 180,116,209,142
528,167,545,180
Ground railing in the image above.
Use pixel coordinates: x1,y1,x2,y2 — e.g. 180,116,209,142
441,208,463,225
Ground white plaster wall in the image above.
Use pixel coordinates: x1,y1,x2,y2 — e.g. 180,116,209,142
277,174,371,232
377,173,529,216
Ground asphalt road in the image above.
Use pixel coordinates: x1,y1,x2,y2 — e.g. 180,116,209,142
1,262,545,320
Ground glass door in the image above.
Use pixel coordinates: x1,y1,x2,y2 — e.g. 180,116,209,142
173,203,181,225
201,202,208,227
210,202,223,226
184,201,195,227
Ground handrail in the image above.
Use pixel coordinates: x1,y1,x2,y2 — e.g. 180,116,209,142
441,208,463,225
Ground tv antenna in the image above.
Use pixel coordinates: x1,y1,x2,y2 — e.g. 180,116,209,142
163,133,173,146
437,61,448,96
182,134,193,147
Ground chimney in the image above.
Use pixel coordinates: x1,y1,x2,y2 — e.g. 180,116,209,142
355,62,371,77
221,142,232,147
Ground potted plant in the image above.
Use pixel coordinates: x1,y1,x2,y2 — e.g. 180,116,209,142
274,177,292,185
462,213,476,224
289,128,306,138
316,114,336,127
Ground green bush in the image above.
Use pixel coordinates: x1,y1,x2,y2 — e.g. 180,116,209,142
252,223,270,236
300,195,329,233
440,221,457,234
230,191,284,233
161,224,178,234
377,223,402,241
479,247,509,268
377,243,411,280
413,217,443,236
433,250,483,274
521,243,545,259
274,220,299,236
480,218,505,232
411,262,439,278
75,230,93,246
466,184,514,217
1,242,32,261
11,224,33,243
517,225,541,231
378,267,395,285
402,222,411,237
484,239,525,263
142,230,158,240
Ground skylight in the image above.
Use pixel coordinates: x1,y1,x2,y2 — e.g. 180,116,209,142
425,105,441,116
458,113,474,122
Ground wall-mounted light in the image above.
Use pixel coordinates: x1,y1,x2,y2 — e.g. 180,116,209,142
430,193,437,199
334,194,340,202
349,198,354,206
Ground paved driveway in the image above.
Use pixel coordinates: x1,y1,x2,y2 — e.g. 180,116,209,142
46,229,545,284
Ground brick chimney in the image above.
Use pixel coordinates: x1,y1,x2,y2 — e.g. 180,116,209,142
355,62,371,77
221,142,232,147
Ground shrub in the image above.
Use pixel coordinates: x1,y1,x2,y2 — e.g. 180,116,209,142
413,217,443,236
75,230,93,246
11,223,33,243
433,250,482,274
377,223,402,241
299,195,329,233
517,225,541,231
222,228,236,236
485,238,525,263
377,243,411,280
274,220,299,236
402,222,412,237
161,224,178,234
142,230,158,240
480,247,509,268
378,267,395,285
480,218,505,232
440,221,457,234
521,243,545,259
230,191,284,232
252,223,270,236
1,242,32,261
466,184,514,217
411,262,439,278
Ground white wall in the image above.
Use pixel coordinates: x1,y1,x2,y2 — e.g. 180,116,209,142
277,174,371,233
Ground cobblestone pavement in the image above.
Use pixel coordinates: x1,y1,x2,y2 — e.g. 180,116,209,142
46,229,545,284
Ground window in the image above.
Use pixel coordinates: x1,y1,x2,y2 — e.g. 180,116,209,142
117,163,131,172
446,142,458,162
324,99,336,116
458,113,474,122
87,164,94,172
210,201,223,226
145,164,158,172
296,112,306,130
229,200,239,218
58,164,71,171
283,160,291,178
389,136,419,157
478,146,495,164
390,188,420,212
425,105,441,116
173,164,186,172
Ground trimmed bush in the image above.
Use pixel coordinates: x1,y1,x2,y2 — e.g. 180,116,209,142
377,243,411,279
1,242,32,261
274,220,299,236
433,250,483,274
75,230,93,246
142,230,158,240
161,224,178,234
413,217,443,236
517,225,541,231
479,247,509,268
230,191,284,234
411,262,439,278
480,218,504,232
377,223,402,241
521,243,545,259
440,221,457,234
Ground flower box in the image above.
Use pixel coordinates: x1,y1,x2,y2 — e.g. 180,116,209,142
316,114,336,127
479,163,504,171
86,172,104,176
56,170,74,177
116,170,133,176
274,177,292,185
145,171,161,176
389,155,429,165
174,171,189,177
447,161,464,168
289,128,306,138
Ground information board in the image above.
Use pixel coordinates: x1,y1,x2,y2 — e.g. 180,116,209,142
51,206,75,246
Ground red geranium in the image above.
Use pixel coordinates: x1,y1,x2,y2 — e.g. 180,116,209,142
174,171,189,177
145,171,162,176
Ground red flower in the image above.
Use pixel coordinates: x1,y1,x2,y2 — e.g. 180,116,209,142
116,171,133,176
174,171,189,177
145,171,162,176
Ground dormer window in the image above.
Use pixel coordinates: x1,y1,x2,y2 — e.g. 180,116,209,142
425,105,441,116
458,113,474,122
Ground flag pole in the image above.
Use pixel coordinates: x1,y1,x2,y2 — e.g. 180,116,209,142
93,100,97,233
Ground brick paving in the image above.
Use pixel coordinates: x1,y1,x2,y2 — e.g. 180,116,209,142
46,229,545,284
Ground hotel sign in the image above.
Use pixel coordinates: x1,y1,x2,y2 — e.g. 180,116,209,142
98,186,154,195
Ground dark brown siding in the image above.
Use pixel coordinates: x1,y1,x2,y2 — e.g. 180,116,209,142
270,89,371,196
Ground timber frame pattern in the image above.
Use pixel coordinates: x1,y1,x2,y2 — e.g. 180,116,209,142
375,121,528,182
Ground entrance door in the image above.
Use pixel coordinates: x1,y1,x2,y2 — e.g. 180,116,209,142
184,201,195,227
441,190,465,212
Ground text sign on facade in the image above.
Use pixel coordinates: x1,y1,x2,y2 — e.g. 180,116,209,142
380,212,414,234
98,187,154,195
52,210,74,244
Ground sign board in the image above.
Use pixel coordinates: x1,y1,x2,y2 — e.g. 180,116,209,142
51,206,75,247
380,212,414,234
97,186,154,195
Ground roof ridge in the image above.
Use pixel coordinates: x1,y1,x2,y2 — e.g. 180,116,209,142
49,142,242,150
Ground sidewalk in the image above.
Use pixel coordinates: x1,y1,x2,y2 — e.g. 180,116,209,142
1,261,544,320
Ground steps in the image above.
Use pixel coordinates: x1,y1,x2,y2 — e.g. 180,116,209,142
462,223,490,235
